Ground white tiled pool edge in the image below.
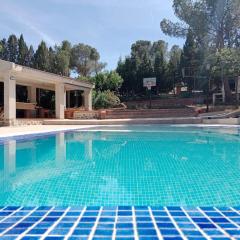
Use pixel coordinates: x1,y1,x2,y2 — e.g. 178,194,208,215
0,124,240,139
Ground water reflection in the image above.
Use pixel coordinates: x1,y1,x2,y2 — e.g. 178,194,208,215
4,140,16,176
55,132,66,166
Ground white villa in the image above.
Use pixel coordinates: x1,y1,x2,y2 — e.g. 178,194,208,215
0,59,94,126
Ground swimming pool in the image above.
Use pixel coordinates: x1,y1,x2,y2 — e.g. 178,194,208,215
0,125,240,206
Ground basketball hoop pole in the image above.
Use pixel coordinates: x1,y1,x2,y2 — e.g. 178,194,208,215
143,78,156,109
148,86,152,109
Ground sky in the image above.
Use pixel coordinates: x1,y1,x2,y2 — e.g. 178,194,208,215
0,0,185,70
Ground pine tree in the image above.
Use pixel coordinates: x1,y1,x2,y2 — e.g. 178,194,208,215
33,41,49,71
0,39,8,61
167,45,182,92
7,34,18,62
48,47,57,73
137,53,154,93
0,40,4,60
180,30,198,90
17,34,28,65
55,41,71,76
154,52,166,93
25,45,35,67
61,40,71,53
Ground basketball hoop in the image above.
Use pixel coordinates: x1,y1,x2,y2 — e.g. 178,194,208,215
143,78,156,90
143,78,156,109
146,81,152,90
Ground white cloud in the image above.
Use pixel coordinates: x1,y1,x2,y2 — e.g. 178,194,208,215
0,1,57,46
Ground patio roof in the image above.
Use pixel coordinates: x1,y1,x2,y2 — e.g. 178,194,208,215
0,59,94,125
0,59,94,91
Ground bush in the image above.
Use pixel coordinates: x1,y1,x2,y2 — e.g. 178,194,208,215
91,71,123,92
93,90,120,109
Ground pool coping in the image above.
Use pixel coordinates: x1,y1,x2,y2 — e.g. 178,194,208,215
0,124,240,143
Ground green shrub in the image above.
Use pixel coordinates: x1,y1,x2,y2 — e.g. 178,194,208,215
91,71,123,92
93,90,120,109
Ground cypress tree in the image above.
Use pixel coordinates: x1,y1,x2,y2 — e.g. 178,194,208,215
48,47,57,73
137,53,154,93
17,34,28,65
180,30,198,89
0,39,9,61
154,52,166,93
7,34,18,62
25,45,35,67
55,41,72,76
33,41,49,71
168,45,182,91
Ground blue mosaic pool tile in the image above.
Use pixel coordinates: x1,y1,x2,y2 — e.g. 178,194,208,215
118,206,132,211
1,207,240,239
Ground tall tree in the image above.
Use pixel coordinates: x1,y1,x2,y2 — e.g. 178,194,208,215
180,30,198,89
117,40,171,95
55,40,72,76
117,57,137,95
131,41,153,93
34,41,50,71
137,53,154,93
151,40,168,59
1,38,9,61
160,0,240,101
211,48,240,87
0,38,8,61
151,40,168,93
154,52,167,93
71,43,105,77
167,45,182,92
91,71,123,92
25,45,35,67
17,34,28,65
131,40,152,68
48,46,57,73
7,34,18,62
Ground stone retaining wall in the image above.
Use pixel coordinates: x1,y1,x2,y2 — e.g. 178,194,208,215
125,97,204,109
73,111,99,119
2,119,44,126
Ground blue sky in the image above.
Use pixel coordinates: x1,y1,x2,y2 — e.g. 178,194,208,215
0,0,185,70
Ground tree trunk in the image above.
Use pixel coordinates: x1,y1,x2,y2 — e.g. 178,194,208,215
223,78,233,103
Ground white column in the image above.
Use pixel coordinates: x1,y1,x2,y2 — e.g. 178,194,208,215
64,92,66,108
27,86,37,103
84,89,92,111
55,83,65,119
4,73,16,123
66,91,71,108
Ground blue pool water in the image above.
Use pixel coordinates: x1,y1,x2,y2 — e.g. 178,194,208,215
0,125,240,206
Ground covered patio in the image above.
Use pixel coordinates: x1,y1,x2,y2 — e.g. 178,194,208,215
0,59,94,126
